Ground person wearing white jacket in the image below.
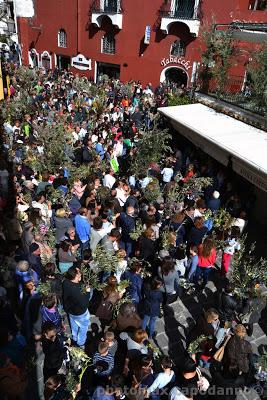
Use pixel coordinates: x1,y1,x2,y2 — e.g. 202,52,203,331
31,193,52,226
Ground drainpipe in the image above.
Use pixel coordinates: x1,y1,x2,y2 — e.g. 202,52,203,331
77,0,81,55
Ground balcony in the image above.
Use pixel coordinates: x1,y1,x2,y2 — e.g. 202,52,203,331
160,0,201,37
91,0,123,30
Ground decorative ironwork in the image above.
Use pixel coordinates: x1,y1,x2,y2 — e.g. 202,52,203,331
159,0,200,20
91,0,123,14
102,33,116,54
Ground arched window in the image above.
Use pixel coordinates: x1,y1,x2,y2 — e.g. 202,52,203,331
58,29,67,48
101,33,116,54
170,40,186,57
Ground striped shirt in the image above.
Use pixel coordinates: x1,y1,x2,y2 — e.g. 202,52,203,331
93,351,114,376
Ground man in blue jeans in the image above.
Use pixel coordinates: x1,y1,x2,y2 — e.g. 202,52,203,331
62,267,91,347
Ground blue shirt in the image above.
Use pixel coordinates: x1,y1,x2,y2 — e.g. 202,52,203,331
74,214,91,242
95,143,105,159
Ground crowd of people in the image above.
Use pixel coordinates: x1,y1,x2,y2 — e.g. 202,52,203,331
0,64,266,400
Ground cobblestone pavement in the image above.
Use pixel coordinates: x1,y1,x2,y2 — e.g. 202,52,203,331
91,270,267,400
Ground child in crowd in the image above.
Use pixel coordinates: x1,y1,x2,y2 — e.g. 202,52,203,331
174,246,188,278
40,293,65,335
115,249,128,282
221,226,241,275
187,245,199,283
93,341,114,378
146,356,175,399
103,330,118,357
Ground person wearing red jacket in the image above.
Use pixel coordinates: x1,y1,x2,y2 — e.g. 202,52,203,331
194,237,216,288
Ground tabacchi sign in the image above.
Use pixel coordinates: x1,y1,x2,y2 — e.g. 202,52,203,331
161,56,191,70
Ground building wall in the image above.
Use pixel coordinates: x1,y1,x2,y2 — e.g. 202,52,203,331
17,0,267,86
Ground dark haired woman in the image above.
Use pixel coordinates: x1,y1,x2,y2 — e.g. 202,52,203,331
142,277,163,338
121,260,143,305
158,256,180,304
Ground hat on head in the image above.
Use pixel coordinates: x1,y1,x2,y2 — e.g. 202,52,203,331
29,243,39,253
213,191,220,199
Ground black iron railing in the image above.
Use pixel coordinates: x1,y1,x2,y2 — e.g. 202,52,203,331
92,0,123,14
160,0,200,20
200,76,266,116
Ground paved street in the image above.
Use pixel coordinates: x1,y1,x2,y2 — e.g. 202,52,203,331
91,269,267,400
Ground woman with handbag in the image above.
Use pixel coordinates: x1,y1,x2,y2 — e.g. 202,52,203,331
223,324,253,379
95,276,124,332
172,357,210,399
210,335,245,400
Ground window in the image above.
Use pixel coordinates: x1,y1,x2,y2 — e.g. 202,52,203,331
102,33,116,54
170,40,186,57
58,29,67,48
248,0,267,10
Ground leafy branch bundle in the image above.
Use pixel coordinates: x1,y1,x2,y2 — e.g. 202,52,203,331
257,354,267,371
92,245,120,274
130,219,144,241
231,236,267,297
37,281,52,297
80,263,106,293
213,208,233,231
113,295,132,318
130,126,172,176
188,335,209,354
66,347,92,395
143,179,162,203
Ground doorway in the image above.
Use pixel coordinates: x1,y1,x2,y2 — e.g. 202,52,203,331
56,55,71,70
30,50,39,67
41,55,51,71
160,66,188,86
97,62,120,81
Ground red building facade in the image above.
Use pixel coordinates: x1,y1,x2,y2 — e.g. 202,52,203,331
17,0,267,87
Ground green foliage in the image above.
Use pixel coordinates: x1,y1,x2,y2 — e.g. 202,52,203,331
188,335,209,354
66,347,92,395
247,45,267,112
80,263,106,293
213,208,233,232
113,296,132,317
161,230,175,250
143,179,162,203
231,236,267,296
167,93,192,107
130,219,144,241
257,354,267,371
130,124,172,175
92,245,120,273
37,281,52,297
33,121,72,173
199,25,236,96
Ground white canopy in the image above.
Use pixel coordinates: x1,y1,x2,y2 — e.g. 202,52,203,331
158,103,267,192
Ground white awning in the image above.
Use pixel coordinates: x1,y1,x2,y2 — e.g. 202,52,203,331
158,103,267,192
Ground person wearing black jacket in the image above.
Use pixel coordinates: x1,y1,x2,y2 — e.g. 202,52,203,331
218,284,243,324
62,267,91,347
139,228,157,264
42,322,66,380
142,277,163,338
209,359,245,400
82,139,93,163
